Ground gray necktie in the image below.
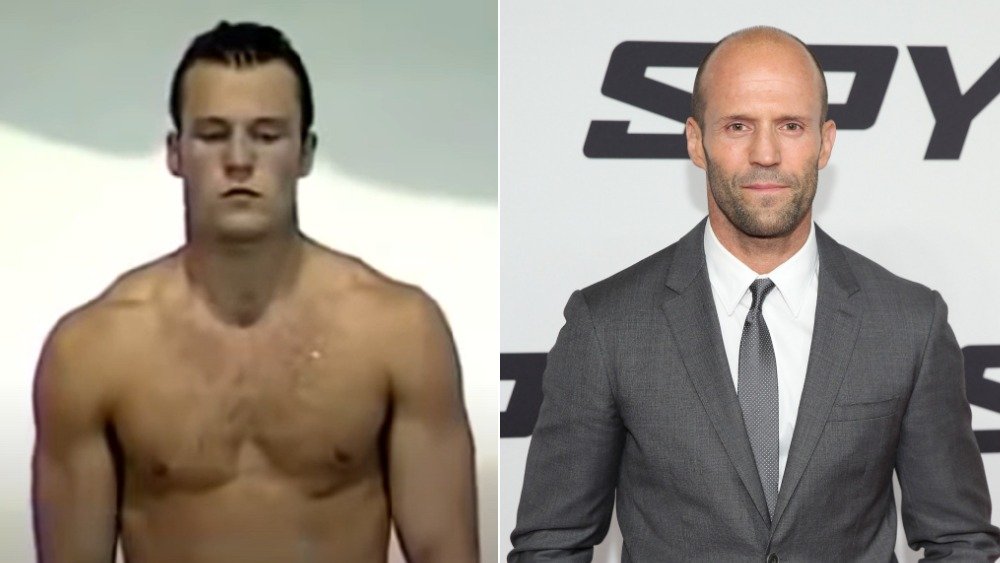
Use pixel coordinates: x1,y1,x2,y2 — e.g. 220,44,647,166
738,278,779,518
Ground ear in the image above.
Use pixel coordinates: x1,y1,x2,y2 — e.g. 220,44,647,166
686,117,707,170
299,132,317,177
166,131,181,178
817,119,837,170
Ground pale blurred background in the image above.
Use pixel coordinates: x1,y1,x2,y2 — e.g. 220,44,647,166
0,1,496,561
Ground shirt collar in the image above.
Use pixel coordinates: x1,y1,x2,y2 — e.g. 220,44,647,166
704,220,819,318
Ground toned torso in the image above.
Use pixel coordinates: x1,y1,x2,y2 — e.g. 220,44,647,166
99,245,402,562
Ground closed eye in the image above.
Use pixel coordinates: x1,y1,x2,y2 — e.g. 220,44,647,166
254,131,283,143
196,131,228,142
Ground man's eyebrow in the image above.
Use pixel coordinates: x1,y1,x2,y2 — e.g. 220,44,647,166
189,117,291,127
776,114,810,123
714,114,812,124
251,117,292,128
191,116,230,128
715,114,757,124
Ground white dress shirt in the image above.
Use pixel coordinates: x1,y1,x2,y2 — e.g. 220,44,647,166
703,221,819,486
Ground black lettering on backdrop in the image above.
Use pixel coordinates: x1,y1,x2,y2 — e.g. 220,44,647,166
963,345,1000,453
585,41,1000,160
909,47,1000,159
500,353,547,438
583,41,709,159
810,45,897,129
502,346,1000,453
584,42,897,159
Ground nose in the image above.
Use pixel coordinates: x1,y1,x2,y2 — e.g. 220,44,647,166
749,128,781,168
223,132,255,181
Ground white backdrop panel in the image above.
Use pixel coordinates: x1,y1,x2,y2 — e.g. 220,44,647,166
500,1,1000,561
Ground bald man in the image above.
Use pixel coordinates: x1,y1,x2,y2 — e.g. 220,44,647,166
509,26,998,562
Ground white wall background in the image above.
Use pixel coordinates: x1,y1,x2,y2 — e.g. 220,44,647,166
499,1,1000,561
0,2,496,561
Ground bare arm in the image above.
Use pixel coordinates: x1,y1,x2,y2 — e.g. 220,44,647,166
32,315,119,563
385,292,479,563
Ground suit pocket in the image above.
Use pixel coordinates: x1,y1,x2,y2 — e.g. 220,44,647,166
827,396,899,421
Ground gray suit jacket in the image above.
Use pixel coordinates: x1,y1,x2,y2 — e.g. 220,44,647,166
510,220,999,562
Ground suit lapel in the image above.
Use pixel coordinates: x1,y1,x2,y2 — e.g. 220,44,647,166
659,220,772,526
771,227,863,527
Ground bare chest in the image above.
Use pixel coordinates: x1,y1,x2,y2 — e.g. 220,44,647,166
113,324,390,497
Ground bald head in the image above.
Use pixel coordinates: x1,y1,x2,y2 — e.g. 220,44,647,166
691,26,828,127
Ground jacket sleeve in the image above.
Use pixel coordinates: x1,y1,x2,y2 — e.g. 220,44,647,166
508,290,625,563
897,291,1000,561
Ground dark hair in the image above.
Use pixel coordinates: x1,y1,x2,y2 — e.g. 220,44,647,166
169,21,314,140
691,26,828,127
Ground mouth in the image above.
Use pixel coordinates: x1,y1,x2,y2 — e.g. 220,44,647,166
221,187,261,198
742,183,787,193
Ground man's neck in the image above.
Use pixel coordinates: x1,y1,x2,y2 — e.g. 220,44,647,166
182,230,305,327
707,210,812,275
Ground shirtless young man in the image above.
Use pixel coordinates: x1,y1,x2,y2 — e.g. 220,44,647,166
32,21,478,562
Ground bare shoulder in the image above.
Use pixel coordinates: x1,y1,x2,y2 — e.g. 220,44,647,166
304,242,447,333
33,255,179,437
38,254,179,388
303,244,455,384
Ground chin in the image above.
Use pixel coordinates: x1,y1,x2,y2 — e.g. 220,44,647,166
212,218,273,243
747,216,807,239
216,230,271,244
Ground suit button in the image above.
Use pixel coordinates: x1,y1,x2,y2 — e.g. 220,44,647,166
767,554,778,563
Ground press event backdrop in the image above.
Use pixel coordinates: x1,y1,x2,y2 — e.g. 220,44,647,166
0,1,496,561
500,1,1000,561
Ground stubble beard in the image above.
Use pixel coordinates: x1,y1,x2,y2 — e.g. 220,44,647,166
706,155,819,239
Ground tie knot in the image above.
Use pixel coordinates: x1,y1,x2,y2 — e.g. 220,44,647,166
748,278,776,313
